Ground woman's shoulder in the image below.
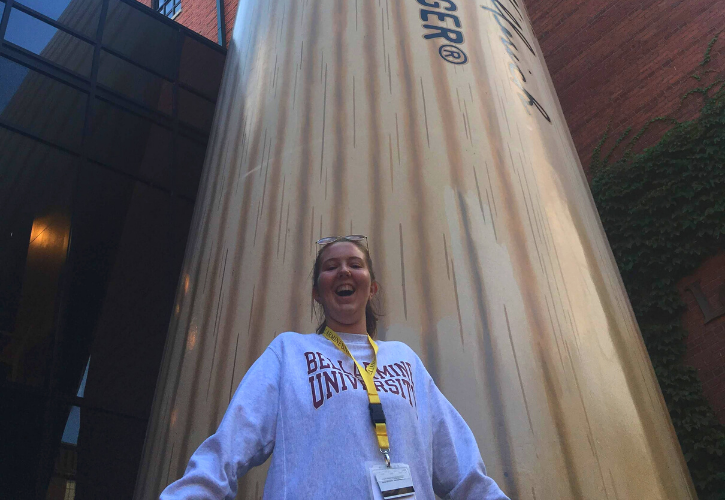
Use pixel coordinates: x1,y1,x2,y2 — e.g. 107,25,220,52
381,339,436,371
377,338,424,363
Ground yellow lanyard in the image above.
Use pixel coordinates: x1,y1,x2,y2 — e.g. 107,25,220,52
322,326,391,466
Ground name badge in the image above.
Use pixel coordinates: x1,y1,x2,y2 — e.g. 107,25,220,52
369,464,416,499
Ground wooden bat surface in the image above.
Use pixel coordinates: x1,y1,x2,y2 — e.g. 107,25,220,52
136,1,696,498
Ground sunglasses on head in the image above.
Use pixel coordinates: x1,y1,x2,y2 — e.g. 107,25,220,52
315,234,368,249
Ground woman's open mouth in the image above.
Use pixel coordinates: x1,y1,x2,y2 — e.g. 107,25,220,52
335,284,355,297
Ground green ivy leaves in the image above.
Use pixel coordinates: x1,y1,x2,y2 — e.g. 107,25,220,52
590,34,725,500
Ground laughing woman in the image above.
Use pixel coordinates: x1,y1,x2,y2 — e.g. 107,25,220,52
161,235,509,500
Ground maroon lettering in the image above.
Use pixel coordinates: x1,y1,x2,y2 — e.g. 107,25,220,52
396,378,407,400
317,352,331,370
304,352,318,374
323,370,340,398
401,379,415,407
345,373,361,390
374,380,388,393
309,374,324,409
338,368,348,391
394,362,409,380
354,364,366,382
376,365,395,378
337,360,352,375
329,364,344,375
325,355,344,374
385,379,400,395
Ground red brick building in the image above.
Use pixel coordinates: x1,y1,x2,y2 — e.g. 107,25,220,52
525,0,725,424
151,0,725,423
679,253,725,423
527,0,725,167
138,0,235,47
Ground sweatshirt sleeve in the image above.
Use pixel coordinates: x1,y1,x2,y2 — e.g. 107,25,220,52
160,346,281,500
426,371,510,500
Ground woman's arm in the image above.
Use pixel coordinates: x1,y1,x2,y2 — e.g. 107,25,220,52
426,373,510,500
160,347,281,500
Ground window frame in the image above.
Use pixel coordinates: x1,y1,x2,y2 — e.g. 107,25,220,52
156,0,182,20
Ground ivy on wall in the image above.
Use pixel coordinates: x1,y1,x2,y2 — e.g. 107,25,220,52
589,34,725,499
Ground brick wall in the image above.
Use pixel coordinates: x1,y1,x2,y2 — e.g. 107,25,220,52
526,0,725,173
525,0,725,425
136,0,236,46
145,1,725,157
174,0,216,43
679,253,725,424
171,0,236,46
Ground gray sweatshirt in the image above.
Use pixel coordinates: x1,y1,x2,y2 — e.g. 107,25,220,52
160,331,509,500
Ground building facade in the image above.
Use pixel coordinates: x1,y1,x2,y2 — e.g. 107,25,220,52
526,0,725,425
150,0,725,431
1,0,722,498
136,0,699,498
0,1,224,498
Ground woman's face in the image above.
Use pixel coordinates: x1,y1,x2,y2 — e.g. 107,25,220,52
313,242,377,331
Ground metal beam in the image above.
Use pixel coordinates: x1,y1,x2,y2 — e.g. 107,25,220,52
216,0,226,49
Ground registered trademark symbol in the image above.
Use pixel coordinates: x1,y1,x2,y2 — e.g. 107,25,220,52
439,44,468,65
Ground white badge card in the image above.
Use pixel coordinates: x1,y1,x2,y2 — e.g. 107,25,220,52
368,464,416,500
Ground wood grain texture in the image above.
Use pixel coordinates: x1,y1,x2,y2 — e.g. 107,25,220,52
135,1,696,498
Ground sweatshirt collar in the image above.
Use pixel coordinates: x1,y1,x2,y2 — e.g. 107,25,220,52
330,331,372,345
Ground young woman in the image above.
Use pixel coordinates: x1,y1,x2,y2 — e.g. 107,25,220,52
161,236,509,499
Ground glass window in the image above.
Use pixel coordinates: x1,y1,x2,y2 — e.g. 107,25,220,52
64,480,76,500
178,87,215,133
103,0,179,80
65,165,174,418
76,357,90,397
0,128,76,388
48,438,78,499
5,7,95,77
0,1,225,497
0,55,29,112
0,57,87,152
59,358,88,446
157,0,181,20
87,98,172,187
179,35,224,101
97,50,173,114
48,406,148,499
61,406,81,445
13,0,102,39
174,134,206,199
